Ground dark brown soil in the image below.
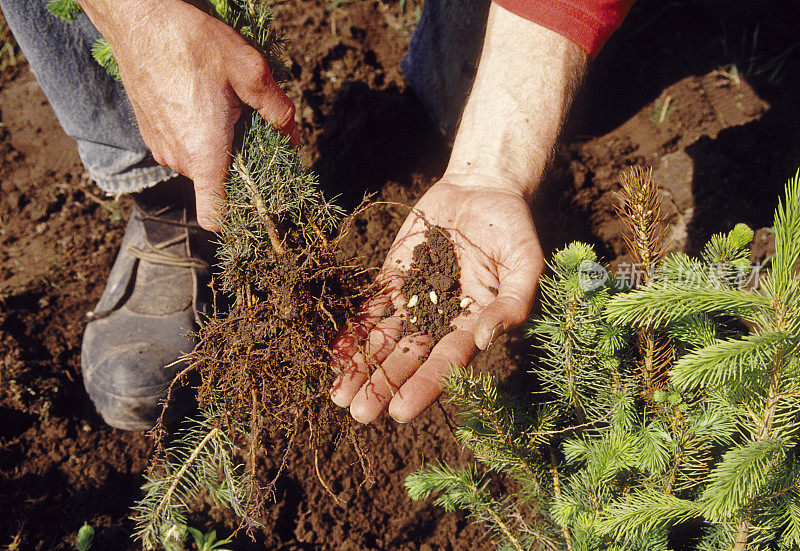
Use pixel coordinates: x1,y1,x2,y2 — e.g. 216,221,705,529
2,0,799,549
400,227,461,342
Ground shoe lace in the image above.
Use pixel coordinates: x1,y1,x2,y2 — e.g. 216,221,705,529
84,206,211,324
126,208,210,270
127,233,210,270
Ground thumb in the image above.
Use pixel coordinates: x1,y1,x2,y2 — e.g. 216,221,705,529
193,174,226,232
474,279,536,350
188,150,229,231
229,49,299,144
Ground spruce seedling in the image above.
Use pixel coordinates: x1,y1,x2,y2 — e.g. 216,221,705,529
406,167,800,551
49,1,373,547
604,171,800,550
134,2,373,547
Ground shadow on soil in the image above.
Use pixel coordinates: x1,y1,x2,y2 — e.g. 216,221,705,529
685,106,800,253
575,0,800,136
313,81,447,210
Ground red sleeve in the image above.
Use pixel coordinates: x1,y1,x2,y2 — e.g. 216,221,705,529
492,0,635,57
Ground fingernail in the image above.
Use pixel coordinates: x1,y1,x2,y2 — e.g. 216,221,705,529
390,411,410,424
389,401,410,423
487,322,506,349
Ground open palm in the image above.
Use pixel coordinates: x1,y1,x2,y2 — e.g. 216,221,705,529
330,175,545,423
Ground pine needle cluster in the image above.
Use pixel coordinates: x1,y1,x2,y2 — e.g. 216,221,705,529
132,406,256,549
47,0,120,77
407,168,800,550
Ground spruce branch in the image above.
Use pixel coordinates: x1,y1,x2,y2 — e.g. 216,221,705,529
777,489,800,548
771,169,800,296
47,0,81,20
635,420,673,476
605,286,772,328
701,437,791,522
529,243,624,422
616,166,672,394
406,464,559,551
616,167,668,281
443,366,546,494
90,38,119,80
548,449,574,551
132,408,258,550
562,429,639,489
597,490,702,542
671,331,794,391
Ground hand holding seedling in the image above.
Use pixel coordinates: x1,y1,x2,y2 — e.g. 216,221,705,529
331,4,589,423
79,0,299,230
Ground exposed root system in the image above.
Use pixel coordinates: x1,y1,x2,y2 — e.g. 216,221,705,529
146,117,377,534
153,223,374,528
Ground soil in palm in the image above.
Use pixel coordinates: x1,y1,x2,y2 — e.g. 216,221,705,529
400,227,462,342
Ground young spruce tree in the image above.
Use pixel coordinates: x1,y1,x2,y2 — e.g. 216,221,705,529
408,168,800,551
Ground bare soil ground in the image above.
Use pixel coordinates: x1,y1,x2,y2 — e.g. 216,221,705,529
1,0,799,549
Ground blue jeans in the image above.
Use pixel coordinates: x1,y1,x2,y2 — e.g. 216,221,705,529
0,0,176,193
0,0,487,192
402,0,490,139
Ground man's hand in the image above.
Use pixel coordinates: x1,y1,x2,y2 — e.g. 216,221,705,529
330,175,544,423
79,0,298,230
330,3,588,423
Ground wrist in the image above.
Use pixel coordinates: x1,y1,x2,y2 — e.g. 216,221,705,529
442,162,539,202
438,168,537,204
78,0,171,43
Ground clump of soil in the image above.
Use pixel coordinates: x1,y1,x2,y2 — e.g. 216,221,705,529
401,227,462,342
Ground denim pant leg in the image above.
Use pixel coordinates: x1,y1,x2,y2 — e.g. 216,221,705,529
401,0,491,140
0,0,176,193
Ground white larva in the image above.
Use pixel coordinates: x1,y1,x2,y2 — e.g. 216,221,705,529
429,291,438,305
407,294,419,308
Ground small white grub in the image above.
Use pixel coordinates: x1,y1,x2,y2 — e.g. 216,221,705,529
429,291,438,305
409,316,417,324
437,308,444,314
406,294,419,308
460,297,473,309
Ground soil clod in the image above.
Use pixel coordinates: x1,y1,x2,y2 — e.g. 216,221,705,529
400,227,462,342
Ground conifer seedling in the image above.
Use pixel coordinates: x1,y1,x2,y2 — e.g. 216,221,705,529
50,1,375,548
408,167,800,551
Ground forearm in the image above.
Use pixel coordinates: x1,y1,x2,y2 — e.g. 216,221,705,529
447,3,588,200
77,0,165,39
